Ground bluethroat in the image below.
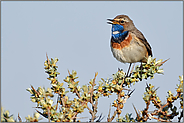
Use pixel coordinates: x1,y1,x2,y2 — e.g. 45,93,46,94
107,15,153,77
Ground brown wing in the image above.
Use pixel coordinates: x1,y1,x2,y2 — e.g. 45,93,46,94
132,29,153,57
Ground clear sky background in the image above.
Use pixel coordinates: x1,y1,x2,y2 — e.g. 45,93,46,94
1,1,183,122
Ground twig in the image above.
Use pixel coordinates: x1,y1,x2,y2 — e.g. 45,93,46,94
146,97,151,111
61,97,65,107
46,52,50,64
47,107,50,122
155,58,170,67
120,78,124,87
117,92,121,118
87,105,93,115
3,116,9,121
55,95,59,110
107,103,111,121
142,96,151,121
94,97,99,111
159,102,169,112
88,72,98,122
152,98,161,109
109,111,117,122
144,95,169,121
68,69,71,76
128,89,135,97
152,116,169,122
132,104,140,120
74,116,88,119
153,87,159,93
71,112,78,122
74,89,81,98
142,83,182,122
31,85,40,97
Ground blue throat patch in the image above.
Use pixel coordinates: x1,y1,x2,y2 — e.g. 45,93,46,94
111,24,128,40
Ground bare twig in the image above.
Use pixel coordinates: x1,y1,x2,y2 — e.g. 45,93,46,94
128,89,135,97
117,92,121,118
46,52,50,64
3,116,9,121
71,112,78,122
155,58,170,67
107,103,111,121
94,97,99,111
152,98,161,109
152,116,169,122
143,92,170,121
158,102,169,112
153,87,159,94
132,104,140,120
55,95,59,110
47,107,50,122
74,116,88,119
87,105,93,115
88,72,98,122
74,89,81,98
109,111,117,122
31,85,40,97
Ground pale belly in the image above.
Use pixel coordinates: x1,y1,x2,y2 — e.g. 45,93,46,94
111,41,147,63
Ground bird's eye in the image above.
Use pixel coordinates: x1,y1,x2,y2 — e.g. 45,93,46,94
121,20,124,23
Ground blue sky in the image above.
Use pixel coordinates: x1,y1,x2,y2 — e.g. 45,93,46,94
1,1,183,122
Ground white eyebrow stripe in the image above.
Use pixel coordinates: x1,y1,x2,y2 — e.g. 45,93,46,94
114,19,121,21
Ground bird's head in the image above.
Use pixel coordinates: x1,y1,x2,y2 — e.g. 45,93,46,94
107,15,135,33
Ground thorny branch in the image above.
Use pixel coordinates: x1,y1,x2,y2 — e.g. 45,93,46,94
107,103,111,121
107,78,135,122
47,107,50,122
108,111,117,122
87,72,99,122
23,55,182,122
139,84,183,122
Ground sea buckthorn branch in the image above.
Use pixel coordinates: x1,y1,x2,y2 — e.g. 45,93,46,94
27,54,89,122
115,75,182,122
97,72,134,122
24,54,181,122
1,107,16,122
133,76,183,122
87,72,99,122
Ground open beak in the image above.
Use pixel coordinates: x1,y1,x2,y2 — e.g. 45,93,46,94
107,19,114,24
107,19,119,24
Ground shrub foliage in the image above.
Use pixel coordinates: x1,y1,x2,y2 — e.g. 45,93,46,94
1,55,183,122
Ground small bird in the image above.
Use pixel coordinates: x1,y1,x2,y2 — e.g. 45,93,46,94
107,15,153,76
